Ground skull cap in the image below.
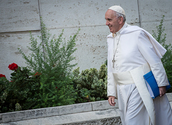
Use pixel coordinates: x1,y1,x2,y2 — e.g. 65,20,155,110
109,5,125,16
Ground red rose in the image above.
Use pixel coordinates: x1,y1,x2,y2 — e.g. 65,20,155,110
8,63,18,70
34,72,42,76
0,74,6,78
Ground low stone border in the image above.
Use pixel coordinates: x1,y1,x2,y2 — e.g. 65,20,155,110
0,93,172,124
0,98,118,123
63,117,122,125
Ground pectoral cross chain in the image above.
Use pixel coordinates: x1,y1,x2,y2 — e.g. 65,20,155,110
112,58,115,68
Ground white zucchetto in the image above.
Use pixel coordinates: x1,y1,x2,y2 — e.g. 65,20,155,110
108,5,125,16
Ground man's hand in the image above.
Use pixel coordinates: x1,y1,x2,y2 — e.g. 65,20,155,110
159,86,166,97
108,96,116,106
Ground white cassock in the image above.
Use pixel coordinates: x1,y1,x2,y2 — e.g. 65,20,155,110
107,23,172,125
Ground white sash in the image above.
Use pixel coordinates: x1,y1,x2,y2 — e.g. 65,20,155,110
113,63,155,125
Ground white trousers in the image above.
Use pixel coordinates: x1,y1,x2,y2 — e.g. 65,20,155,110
117,84,172,125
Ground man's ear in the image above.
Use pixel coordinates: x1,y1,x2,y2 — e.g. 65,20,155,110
118,17,124,24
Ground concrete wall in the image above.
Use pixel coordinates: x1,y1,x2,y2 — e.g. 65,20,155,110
0,0,172,79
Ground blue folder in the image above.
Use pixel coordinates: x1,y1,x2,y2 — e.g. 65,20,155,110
143,71,171,99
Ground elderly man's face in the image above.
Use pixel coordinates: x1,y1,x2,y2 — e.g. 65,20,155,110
105,9,121,33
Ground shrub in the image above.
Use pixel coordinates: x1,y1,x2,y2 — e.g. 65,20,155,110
0,19,79,113
152,15,172,92
18,19,79,108
0,76,9,112
0,63,40,113
72,64,108,103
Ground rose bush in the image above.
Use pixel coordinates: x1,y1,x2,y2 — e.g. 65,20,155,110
0,74,6,78
0,63,40,113
8,63,18,70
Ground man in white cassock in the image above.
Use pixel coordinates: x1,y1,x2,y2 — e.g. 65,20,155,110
105,5,172,125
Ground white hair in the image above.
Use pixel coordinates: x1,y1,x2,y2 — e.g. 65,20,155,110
115,11,126,22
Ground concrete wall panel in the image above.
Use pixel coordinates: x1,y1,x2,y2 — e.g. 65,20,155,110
0,0,40,32
0,0,172,79
39,0,139,29
138,0,172,22
0,32,41,79
40,0,139,71
49,25,109,71
142,20,172,44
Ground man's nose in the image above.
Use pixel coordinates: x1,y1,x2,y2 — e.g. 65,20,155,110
106,21,109,26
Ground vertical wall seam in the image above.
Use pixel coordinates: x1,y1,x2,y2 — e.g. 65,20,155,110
137,0,141,27
91,103,93,111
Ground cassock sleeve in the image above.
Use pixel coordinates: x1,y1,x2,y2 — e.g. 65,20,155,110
137,31,169,87
107,72,117,97
107,38,117,98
